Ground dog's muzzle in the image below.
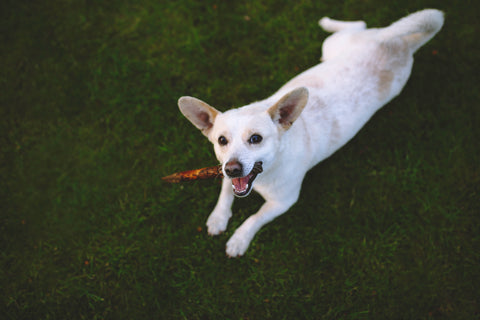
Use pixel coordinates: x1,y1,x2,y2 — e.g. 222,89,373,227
224,160,263,197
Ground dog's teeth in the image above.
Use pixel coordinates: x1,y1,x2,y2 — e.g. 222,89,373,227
233,184,248,192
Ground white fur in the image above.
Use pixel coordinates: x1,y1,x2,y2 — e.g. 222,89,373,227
177,9,444,257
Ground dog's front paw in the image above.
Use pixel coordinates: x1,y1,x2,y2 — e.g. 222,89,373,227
226,231,253,257
206,210,231,236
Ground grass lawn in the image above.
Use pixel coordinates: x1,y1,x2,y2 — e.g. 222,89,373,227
2,0,479,319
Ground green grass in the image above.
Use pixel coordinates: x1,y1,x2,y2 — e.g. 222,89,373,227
1,0,479,319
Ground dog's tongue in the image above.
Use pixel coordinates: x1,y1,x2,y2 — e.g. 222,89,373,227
232,176,249,193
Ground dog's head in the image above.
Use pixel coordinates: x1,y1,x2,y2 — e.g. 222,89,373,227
178,87,309,197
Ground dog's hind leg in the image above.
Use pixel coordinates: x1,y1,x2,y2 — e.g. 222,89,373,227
378,9,444,53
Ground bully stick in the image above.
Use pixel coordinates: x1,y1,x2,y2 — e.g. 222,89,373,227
162,165,223,183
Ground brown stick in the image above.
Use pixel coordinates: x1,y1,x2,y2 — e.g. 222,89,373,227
162,165,223,183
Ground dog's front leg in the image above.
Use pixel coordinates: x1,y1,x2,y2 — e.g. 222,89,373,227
206,178,234,235
226,198,295,257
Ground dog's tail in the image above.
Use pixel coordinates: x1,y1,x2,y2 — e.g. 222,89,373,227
319,17,366,33
379,9,444,52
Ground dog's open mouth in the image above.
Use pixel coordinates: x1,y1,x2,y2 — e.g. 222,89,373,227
231,162,263,197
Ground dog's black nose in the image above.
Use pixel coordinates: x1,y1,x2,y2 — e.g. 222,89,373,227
224,159,243,178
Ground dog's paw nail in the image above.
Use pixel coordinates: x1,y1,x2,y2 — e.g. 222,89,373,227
225,251,242,258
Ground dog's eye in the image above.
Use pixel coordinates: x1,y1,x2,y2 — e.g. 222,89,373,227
248,134,263,144
218,136,228,146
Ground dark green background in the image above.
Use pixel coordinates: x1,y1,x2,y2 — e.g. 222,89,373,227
2,0,478,319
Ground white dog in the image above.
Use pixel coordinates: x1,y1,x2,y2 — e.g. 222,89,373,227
178,9,444,257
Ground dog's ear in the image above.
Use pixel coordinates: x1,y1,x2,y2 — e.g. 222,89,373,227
268,87,309,130
178,96,220,136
